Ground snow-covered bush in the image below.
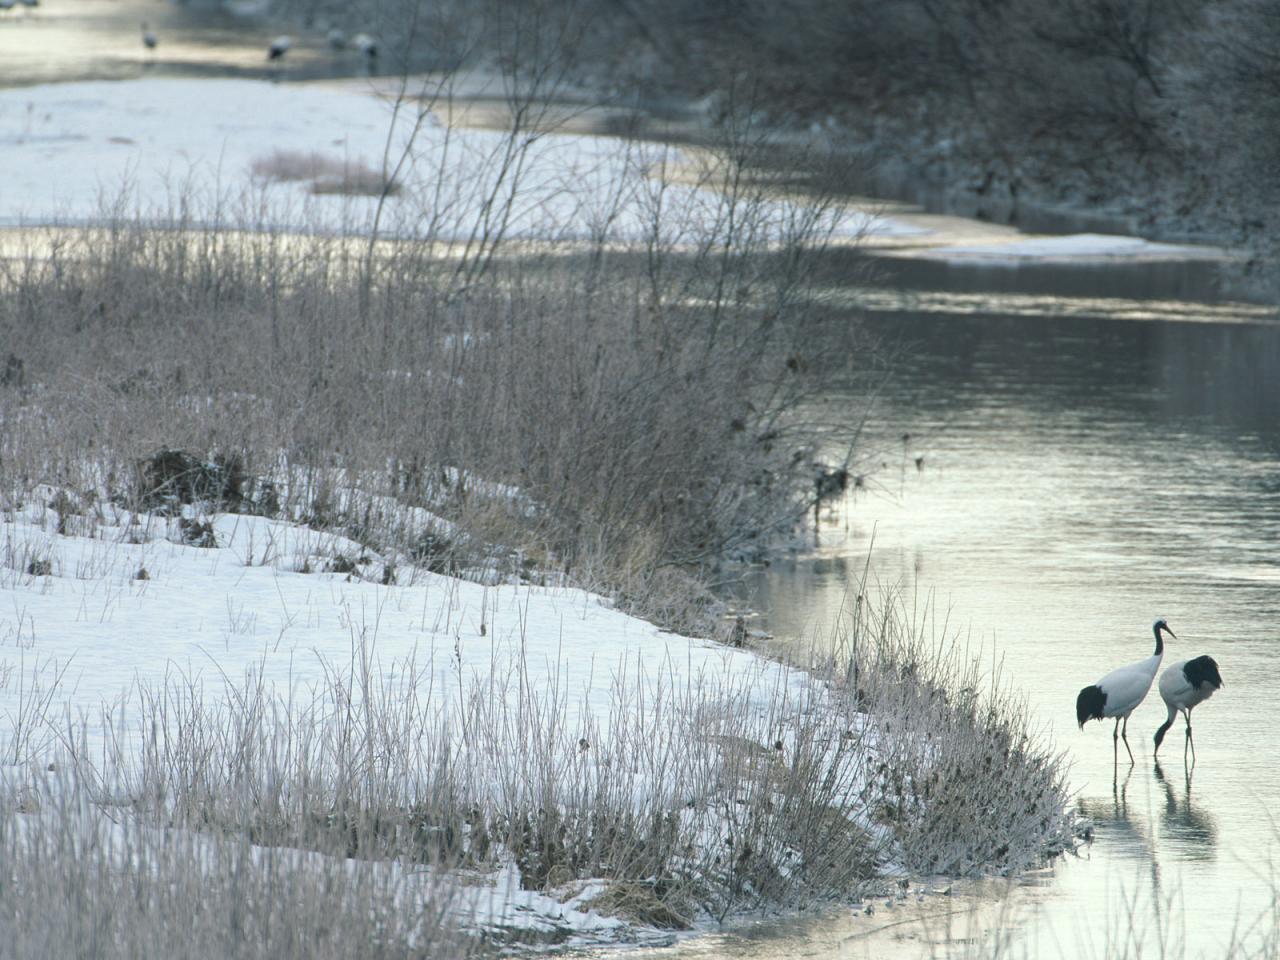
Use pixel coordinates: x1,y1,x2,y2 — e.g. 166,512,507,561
0,120,868,634
836,588,1076,877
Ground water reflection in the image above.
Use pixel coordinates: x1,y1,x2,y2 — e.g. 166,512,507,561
1078,769,1155,866
1154,762,1218,862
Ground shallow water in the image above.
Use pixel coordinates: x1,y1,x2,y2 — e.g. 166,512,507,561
728,261,1280,957
0,0,380,87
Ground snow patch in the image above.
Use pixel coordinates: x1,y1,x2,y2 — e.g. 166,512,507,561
0,77,923,243
913,232,1227,264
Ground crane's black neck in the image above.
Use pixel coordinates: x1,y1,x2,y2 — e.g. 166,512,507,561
1152,623,1165,657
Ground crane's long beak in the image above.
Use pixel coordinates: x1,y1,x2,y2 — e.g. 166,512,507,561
1166,627,1177,639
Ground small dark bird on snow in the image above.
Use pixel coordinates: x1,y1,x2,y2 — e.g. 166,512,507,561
142,22,158,49
1154,655,1223,764
268,35,292,60
1077,618,1175,766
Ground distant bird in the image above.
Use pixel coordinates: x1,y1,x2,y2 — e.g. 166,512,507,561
142,22,158,49
268,35,292,60
1077,618,1176,766
326,28,346,50
1154,655,1223,764
352,32,377,58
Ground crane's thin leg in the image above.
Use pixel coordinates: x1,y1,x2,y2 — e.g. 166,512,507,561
1120,715,1135,765
1112,717,1120,770
1183,708,1196,766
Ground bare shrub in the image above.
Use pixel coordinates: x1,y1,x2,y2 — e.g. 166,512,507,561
251,149,400,197
0,117,865,632
834,587,1076,877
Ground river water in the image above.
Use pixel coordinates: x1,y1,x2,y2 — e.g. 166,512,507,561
0,0,381,87
706,256,1280,959
7,7,1280,956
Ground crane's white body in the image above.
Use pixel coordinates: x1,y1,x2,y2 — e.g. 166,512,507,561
1094,651,1163,719
1155,656,1222,763
1077,618,1174,767
1158,660,1217,713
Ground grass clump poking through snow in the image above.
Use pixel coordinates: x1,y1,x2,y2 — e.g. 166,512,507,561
84,619,885,930
0,765,478,960
836,587,1076,877
251,149,401,197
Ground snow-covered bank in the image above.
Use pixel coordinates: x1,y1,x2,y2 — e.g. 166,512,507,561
1,76,1233,269
0,495,859,949
0,77,919,243
873,231,1230,265
0,482,1075,951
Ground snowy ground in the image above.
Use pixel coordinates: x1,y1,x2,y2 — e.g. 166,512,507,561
0,72,1095,951
0,490,830,949
0,76,1232,267
862,218,1230,263
888,231,1230,264
0,76,922,245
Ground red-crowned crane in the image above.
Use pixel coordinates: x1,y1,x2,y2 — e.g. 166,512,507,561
268,35,292,60
1077,618,1176,766
1154,655,1223,765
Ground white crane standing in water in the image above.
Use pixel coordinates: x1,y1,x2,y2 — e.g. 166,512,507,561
1154,655,1223,764
1077,618,1176,766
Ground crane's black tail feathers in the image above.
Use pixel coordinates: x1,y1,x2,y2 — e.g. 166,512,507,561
1185,655,1224,690
1154,717,1174,750
1076,685,1106,729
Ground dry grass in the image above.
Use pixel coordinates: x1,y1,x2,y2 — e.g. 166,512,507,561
0,131,867,635
251,149,400,197
9,568,1063,935
832,585,1076,877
